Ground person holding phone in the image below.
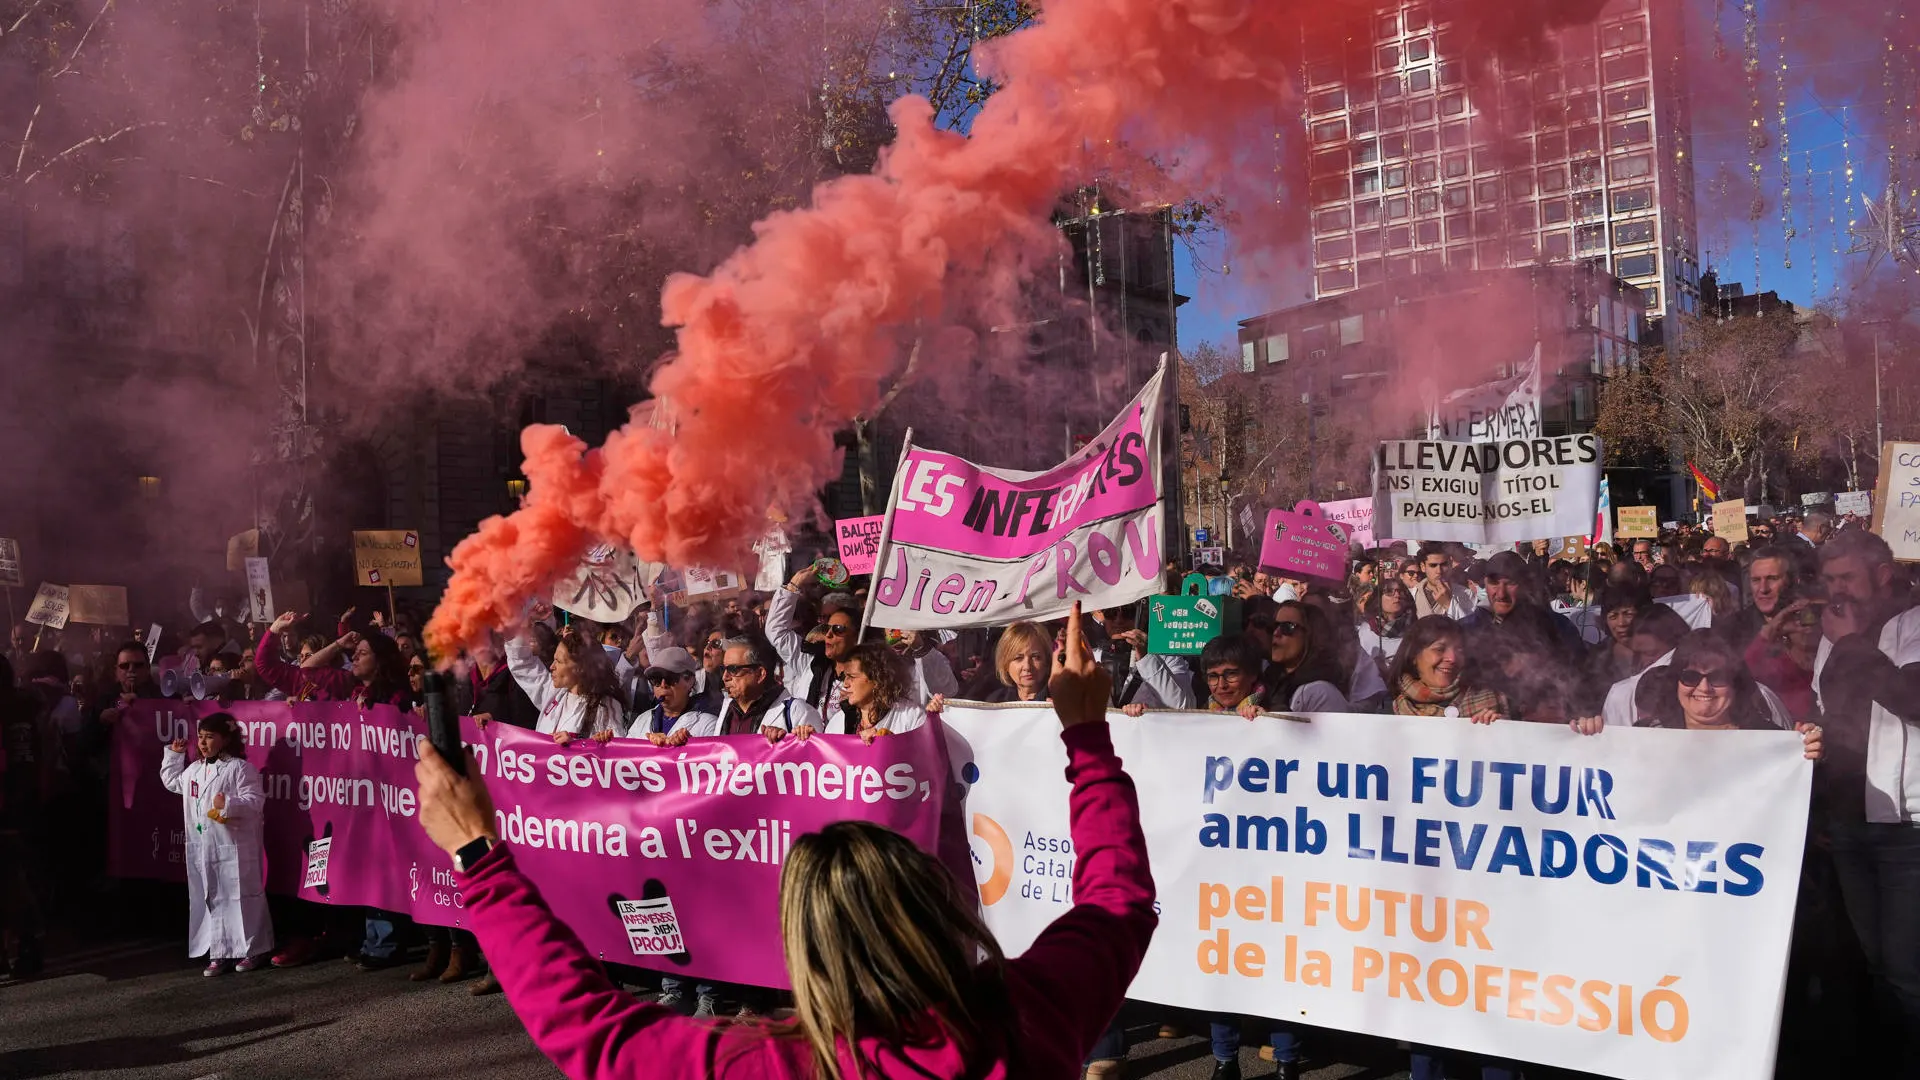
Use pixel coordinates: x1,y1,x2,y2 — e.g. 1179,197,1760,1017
160,713,273,976
413,603,1156,1079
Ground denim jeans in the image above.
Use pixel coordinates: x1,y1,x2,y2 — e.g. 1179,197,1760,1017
1827,817,1920,1070
1083,1014,1127,1065
361,910,399,959
1409,1048,1519,1080
1209,1016,1298,1063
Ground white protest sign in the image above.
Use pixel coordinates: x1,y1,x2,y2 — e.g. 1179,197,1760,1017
303,837,332,889
243,557,275,624
615,896,685,956
146,623,163,664
1372,435,1603,545
1800,492,1833,508
25,582,70,629
1318,496,1379,548
1834,491,1871,517
1871,442,1920,560
553,544,647,623
946,705,1810,1080
0,538,21,587
1429,345,1542,442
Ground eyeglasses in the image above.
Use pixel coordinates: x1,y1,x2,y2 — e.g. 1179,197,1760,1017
646,671,688,685
702,640,724,651
1273,620,1304,638
1246,616,1276,631
721,663,765,678
822,624,853,637
1678,669,1734,690
1205,668,1246,684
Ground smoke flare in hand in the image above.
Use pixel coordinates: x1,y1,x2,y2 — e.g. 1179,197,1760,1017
426,0,1595,657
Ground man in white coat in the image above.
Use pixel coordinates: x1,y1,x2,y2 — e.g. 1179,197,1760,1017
160,713,273,975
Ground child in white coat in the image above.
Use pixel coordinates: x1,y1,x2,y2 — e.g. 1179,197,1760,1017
160,712,274,975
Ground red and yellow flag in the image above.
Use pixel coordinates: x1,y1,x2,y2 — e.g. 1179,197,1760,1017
1688,461,1720,502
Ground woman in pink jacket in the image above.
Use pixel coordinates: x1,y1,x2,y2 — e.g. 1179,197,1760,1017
415,603,1156,1080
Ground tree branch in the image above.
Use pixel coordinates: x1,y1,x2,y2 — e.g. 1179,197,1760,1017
50,0,114,79
21,120,164,184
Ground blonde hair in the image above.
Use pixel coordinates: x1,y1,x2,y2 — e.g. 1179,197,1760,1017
778,822,1013,1080
992,622,1052,687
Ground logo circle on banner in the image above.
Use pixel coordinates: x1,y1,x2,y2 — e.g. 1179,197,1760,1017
971,813,1013,906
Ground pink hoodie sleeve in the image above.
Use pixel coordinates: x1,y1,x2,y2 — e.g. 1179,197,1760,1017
1002,721,1158,1063
458,844,786,1079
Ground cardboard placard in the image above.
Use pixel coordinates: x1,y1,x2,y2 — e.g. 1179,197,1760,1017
226,528,260,573
1258,501,1352,581
1318,496,1379,549
0,537,21,587
1835,491,1872,517
243,557,275,624
68,584,129,626
1711,500,1750,543
1800,492,1834,508
834,516,885,576
553,544,647,624
1871,442,1920,561
1615,505,1659,539
1147,573,1239,656
352,530,424,587
683,568,742,597
25,582,70,628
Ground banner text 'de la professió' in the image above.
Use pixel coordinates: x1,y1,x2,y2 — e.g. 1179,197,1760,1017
110,702,947,988
865,363,1167,630
944,705,1809,1080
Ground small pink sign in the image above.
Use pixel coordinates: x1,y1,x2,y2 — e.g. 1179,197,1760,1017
1259,501,1353,582
835,515,885,576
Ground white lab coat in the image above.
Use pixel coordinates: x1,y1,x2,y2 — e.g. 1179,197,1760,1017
1813,607,1920,823
1603,650,1791,729
506,633,627,738
821,700,928,737
160,749,274,960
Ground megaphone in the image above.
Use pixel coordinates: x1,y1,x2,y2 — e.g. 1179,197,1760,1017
159,667,181,698
189,671,232,701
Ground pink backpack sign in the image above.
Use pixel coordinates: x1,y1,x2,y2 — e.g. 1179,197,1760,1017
1258,500,1352,582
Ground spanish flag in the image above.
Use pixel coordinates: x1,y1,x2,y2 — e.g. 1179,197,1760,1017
1688,461,1720,503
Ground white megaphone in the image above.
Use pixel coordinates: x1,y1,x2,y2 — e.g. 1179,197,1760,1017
189,671,232,701
159,666,181,698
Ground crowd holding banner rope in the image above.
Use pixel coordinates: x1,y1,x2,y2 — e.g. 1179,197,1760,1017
1,398,1916,1079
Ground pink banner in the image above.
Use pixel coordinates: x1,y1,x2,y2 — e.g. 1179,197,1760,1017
111,701,950,988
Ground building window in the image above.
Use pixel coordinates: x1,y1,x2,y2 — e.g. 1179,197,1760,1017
1576,224,1608,252
1543,232,1572,260
1308,60,1342,86
1312,119,1348,144
1242,340,1256,372
1415,190,1440,213
1535,101,1565,130
1311,89,1347,115
1387,254,1415,278
1473,146,1500,173
1385,164,1409,189
1613,220,1654,245
1440,92,1467,118
1569,126,1601,155
1315,150,1348,175
1315,206,1352,232
1612,186,1654,212
1352,109,1378,136
1317,237,1355,261
1312,176,1349,203
1538,166,1567,193
1379,74,1403,99
1475,210,1499,236
1603,51,1649,84
1476,240,1502,266
1407,4,1431,31
1538,132,1567,160
1412,98,1436,124
1417,220,1441,245
1267,332,1290,364
1444,153,1470,179
1383,132,1409,158
1449,245,1476,269
1413,128,1438,154
1438,60,1463,86
1377,11,1399,37
1568,60,1598,89
1357,260,1385,286
1354,169,1382,194
1353,139,1381,166
1610,152,1653,181
1572,382,1595,421
1535,69,1564,96
1567,93,1599,122
1573,191,1605,218
1339,314,1365,345
1608,119,1651,148
1356,201,1384,225
1414,250,1442,274
1616,252,1657,278
1542,198,1570,224
1443,125,1469,152
1407,36,1432,61
1509,172,1535,197
1572,158,1603,186
1381,104,1408,129
1446,214,1471,239
1509,203,1537,229
1302,324,1329,354
1602,20,1646,49
1388,225,1413,250
1475,177,1502,203
1444,186,1469,209
1318,268,1357,293
1387,196,1411,219
1378,45,1401,70
1408,67,1433,92
1509,234,1540,261
1357,228,1383,254
1605,84,1651,114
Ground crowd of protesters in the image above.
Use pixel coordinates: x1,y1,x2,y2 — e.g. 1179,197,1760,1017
0,505,1914,1077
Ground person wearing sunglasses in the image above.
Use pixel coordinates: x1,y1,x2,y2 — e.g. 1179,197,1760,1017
636,647,720,746
1248,601,1350,717
1574,631,1821,758
769,568,863,717
716,635,823,744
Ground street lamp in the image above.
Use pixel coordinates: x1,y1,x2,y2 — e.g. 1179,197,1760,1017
1218,474,1232,550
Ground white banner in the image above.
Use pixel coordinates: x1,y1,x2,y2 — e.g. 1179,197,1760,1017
945,705,1810,1080
1373,434,1603,545
1429,344,1542,442
865,362,1166,630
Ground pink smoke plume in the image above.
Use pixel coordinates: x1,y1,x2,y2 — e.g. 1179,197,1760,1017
426,0,1595,657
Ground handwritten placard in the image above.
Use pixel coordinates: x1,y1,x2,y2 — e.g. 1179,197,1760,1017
835,515,885,576
1615,505,1658,539
0,538,21,587
352,530,423,587
1258,501,1352,581
25,582,70,628
1711,500,1750,544
1871,442,1920,561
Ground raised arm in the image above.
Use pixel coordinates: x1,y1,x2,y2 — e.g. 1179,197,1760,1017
1132,651,1195,710
504,632,559,713
764,579,808,672
160,744,189,794
254,617,349,700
